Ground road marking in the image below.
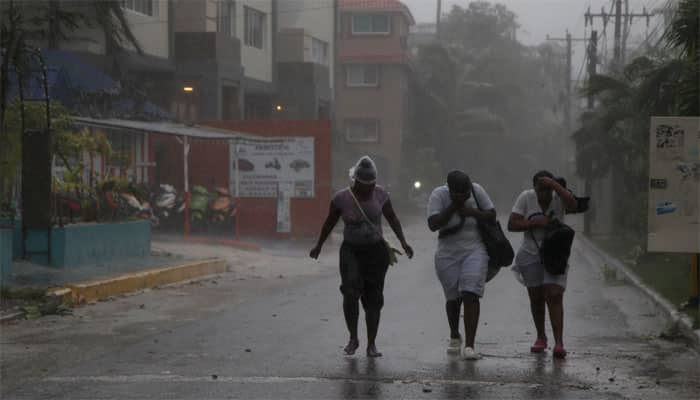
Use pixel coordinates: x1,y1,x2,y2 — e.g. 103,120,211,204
45,374,543,388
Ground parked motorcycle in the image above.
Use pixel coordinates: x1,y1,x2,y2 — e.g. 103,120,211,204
189,185,212,231
152,184,185,229
208,187,236,233
120,192,159,227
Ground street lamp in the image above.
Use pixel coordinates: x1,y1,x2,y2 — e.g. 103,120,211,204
182,85,194,125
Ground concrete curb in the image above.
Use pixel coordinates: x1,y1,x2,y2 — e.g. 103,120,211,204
66,258,227,304
576,235,700,349
0,311,26,324
46,288,73,303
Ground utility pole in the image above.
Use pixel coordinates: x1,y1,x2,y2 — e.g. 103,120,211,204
587,30,598,109
585,4,654,70
584,30,598,235
435,0,442,40
546,31,587,178
614,0,622,67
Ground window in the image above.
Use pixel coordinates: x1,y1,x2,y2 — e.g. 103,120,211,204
345,120,380,143
352,14,390,34
244,7,265,49
311,38,328,66
217,0,236,37
121,0,157,16
346,65,379,87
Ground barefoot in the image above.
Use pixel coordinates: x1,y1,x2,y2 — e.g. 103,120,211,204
344,339,359,355
366,344,382,358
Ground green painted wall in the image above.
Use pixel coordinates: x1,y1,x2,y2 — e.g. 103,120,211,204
50,221,151,268
6,221,150,268
0,228,12,283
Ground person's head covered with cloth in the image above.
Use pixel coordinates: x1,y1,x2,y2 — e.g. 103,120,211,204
349,155,378,195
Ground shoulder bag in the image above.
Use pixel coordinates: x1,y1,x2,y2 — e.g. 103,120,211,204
529,215,575,275
472,185,515,281
348,188,402,266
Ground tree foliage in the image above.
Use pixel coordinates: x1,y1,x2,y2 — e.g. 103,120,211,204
573,0,699,237
413,2,569,198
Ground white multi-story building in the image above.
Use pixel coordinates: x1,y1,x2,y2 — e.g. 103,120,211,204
173,0,275,120
275,0,336,119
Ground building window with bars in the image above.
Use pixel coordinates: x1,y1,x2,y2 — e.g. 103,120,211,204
346,64,379,87
345,120,380,143
217,0,236,37
244,6,265,49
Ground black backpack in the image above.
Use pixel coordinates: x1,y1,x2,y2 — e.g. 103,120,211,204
530,217,575,275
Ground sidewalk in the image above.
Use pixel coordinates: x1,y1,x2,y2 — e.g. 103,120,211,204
2,254,197,289
1,251,225,322
576,234,700,350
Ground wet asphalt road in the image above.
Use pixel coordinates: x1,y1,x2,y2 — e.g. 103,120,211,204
1,220,699,399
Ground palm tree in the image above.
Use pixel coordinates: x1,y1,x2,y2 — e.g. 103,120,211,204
573,0,698,235
661,0,699,116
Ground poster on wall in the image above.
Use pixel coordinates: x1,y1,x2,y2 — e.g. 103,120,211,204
647,116,700,253
230,137,315,198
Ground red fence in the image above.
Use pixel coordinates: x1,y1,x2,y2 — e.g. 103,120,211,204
149,120,332,239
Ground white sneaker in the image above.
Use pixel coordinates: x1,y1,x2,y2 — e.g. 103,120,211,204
461,346,481,360
447,338,462,355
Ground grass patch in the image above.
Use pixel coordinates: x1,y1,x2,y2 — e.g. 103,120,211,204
591,236,699,328
1,287,72,319
0,287,47,302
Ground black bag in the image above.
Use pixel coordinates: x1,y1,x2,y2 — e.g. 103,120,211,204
472,185,514,280
531,218,575,275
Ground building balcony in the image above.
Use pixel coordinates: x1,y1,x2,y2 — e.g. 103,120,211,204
175,31,241,68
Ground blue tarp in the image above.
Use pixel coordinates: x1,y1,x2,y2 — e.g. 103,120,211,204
6,50,172,120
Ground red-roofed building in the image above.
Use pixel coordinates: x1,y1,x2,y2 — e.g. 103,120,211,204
334,0,416,192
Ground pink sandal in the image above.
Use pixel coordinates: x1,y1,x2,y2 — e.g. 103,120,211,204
553,345,567,359
530,338,547,353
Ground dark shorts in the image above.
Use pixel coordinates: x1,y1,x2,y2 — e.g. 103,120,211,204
339,241,390,311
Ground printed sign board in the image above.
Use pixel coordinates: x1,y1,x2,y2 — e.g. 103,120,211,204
277,182,292,233
230,137,315,198
647,116,700,253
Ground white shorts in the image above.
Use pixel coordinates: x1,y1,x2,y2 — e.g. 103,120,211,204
512,262,568,289
435,247,489,300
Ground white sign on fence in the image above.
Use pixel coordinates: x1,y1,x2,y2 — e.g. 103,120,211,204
276,182,292,233
647,116,700,253
230,137,315,198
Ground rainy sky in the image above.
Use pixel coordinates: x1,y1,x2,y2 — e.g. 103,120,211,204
404,0,669,76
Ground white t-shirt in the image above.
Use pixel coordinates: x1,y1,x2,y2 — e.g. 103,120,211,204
428,183,495,258
511,189,565,265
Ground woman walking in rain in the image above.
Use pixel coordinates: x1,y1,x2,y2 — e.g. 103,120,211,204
427,170,496,360
310,156,413,357
508,170,577,358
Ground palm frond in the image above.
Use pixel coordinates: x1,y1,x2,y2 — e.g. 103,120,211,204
582,74,632,98
662,0,699,59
